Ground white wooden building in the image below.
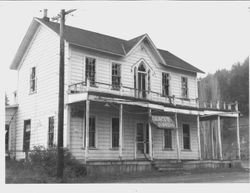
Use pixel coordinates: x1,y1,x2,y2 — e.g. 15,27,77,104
6,15,241,174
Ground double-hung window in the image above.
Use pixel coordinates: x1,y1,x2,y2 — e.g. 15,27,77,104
112,118,119,148
48,116,54,148
30,67,36,93
183,124,190,150
85,57,96,86
23,120,31,152
164,129,172,149
181,77,188,98
111,63,121,90
89,117,96,148
162,73,170,96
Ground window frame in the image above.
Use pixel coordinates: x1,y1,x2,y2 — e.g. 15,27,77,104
182,124,191,150
111,117,120,149
23,119,31,152
164,129,172,149
85,57,96,86
48,116,55,148
162,72,170,97
88,116,96,148
111,62,121,90
30,67,37,94
181,76,188,98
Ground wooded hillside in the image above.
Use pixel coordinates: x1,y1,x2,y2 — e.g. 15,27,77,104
198,57,249,115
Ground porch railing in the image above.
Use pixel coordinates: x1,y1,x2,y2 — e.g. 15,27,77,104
68,80,238,111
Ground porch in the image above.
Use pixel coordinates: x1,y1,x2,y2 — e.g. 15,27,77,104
66,94,241,164
67,99,201,162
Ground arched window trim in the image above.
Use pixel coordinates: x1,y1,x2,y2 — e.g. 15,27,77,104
138,62,146,72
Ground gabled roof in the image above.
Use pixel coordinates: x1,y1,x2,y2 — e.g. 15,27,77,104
158,49,204,73
123,34,146,54
10,17,204,74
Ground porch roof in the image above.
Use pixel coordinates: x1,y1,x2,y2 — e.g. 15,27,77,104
67,91,238,117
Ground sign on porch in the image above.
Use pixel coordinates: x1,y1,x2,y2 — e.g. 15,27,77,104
150,116,176,129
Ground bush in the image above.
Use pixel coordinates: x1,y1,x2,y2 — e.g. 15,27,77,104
29,145,86,177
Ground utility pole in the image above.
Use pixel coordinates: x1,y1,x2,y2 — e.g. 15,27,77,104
51,8,76,179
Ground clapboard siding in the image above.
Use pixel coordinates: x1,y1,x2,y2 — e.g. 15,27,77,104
152,114,199,160
69,40,198,105
15,25,69,159
5,108,17,154
69,102,199,160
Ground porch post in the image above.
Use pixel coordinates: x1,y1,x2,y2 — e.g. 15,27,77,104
236,113,241,160
175,113,181,161
211,120,215,159
119,104,123,159
203,122,206,159
66,105,71,148
148,108,153,160
217,115,223,160
197,115,201,160
84,98,90,163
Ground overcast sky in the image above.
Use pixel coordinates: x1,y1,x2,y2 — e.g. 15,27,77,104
1,1,249,103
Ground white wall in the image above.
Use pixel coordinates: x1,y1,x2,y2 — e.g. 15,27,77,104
15,24,69,159
68,40,198,106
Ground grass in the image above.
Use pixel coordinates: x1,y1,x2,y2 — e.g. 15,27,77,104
5,158,248,183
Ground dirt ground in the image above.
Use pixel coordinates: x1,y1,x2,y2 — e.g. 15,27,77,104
6,160,250,183
117,170,250,183
69,168,250,183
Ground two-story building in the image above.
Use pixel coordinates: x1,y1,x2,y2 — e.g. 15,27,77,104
6,15,241,174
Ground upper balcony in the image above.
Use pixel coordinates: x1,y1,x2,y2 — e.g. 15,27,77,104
67,80,239,113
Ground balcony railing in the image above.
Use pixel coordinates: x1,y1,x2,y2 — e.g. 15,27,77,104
68,80,238,111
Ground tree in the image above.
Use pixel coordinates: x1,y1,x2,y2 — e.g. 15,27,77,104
198,57,249,115
5,94,9,106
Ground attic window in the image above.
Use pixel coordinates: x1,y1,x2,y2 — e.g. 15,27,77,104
30,67,37,93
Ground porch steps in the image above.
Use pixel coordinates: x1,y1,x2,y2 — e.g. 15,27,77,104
152,160,185,172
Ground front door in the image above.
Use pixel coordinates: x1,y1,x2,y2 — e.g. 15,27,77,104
136,123,149,158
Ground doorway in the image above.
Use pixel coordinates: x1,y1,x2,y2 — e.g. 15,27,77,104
137,63,147,99
136,123,149,158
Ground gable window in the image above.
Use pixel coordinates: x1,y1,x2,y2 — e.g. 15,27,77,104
23,120,31,152
111,63,121,90
85,57,96,86
181,77,188,98
30,67,36,93
112,118,119,148
89,117,96,148
183,124,190,150
162,73,170,96
48,116,54,148
164,129,172,149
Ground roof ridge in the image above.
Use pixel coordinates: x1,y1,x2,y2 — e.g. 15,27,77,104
35,17,204,73
36,17,127,42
